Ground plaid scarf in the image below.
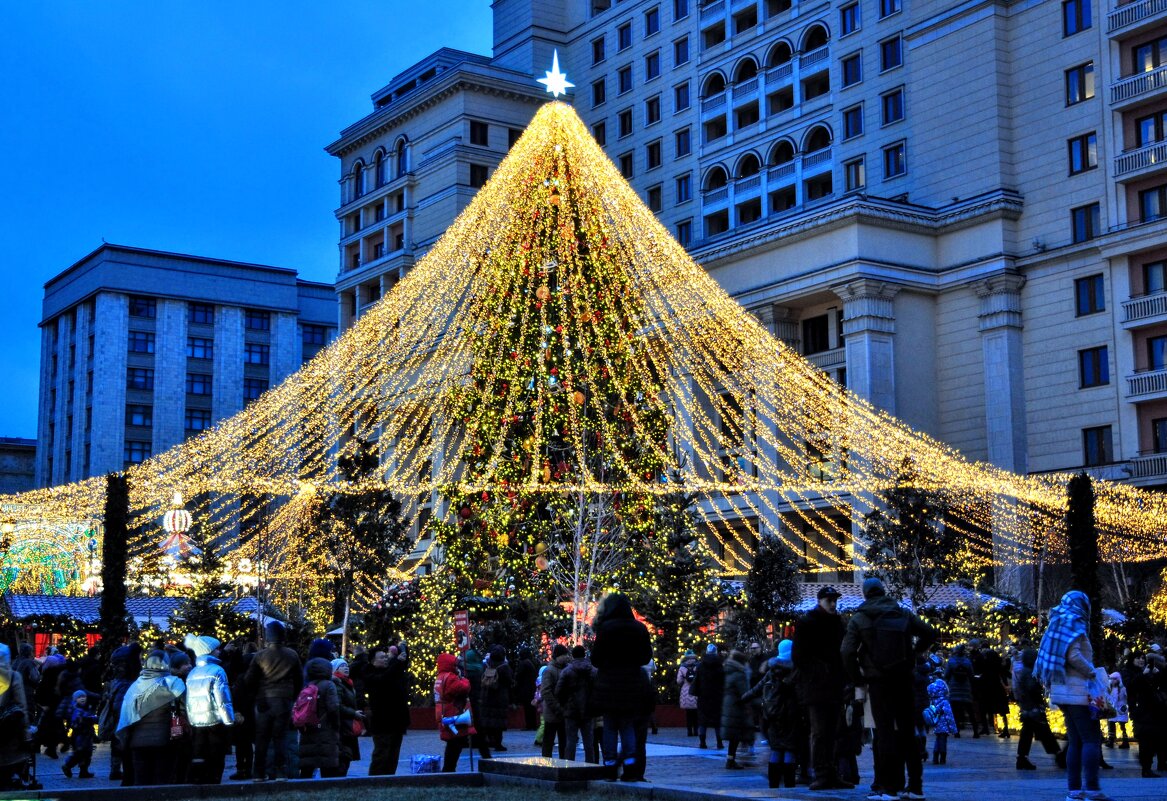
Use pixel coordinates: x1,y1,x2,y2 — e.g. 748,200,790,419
1034,590,1090,687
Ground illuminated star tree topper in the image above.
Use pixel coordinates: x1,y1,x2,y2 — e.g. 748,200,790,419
537,49,574,98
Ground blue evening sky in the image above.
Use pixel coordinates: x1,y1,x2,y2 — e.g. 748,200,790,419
0,1,496,438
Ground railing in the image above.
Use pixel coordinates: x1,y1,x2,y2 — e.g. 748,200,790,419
1111,64,1167,104
766,61,793,82
805,347,845,370
1115,140,1167,176
701,0,725,19
1127,366,1167,397
733,77,759,98
1132,451,1167,479
1123,290,1167,322
735,174,761,192
767,162,795,181
1108,0,1167,33
802,148,832,169
703,186,729,204
701,92,727,112
801,45,830,70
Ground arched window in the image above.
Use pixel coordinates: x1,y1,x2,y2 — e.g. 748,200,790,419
701,72,727,97
703,165,729,191
374,149,387,189
765,41,793,68
768,140,796,165
735,152,762,178
733,58,758,83
802,24,829,52
352,160,365,200
803,125,832,153
395,136,409,178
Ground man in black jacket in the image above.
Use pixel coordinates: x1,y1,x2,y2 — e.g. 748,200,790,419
365,647,410,775
794,585,852,790
244,621,302,782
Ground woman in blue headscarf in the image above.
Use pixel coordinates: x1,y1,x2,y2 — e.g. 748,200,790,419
1035,591,1110,801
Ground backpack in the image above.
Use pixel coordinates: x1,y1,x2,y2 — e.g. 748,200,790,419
761,669,784,721
291,681,322,729
481,665,499,691
865,609,912,672
923,704,938,728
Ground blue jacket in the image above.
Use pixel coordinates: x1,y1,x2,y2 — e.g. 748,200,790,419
186,655,235,727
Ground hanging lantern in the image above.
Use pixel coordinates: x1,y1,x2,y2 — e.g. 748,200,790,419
161,492,193,555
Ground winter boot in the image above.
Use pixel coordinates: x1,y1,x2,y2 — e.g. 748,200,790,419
940,751,947,765
768,762,782,788
725,758,743,770
933,751,940,765
783,764,798,788
1017,757,1037,770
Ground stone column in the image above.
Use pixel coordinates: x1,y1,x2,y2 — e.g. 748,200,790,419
835,279,899,414
90,292,129,477
213,307,244,422
271,312,300,386
153,299,187,453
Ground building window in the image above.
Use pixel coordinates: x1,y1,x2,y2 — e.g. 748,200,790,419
185,408,212,435
1137,111,1167,147
676,172,692,203
1145,261,1167,295
645,6,660,35
244,309,271,331
244,342,270,365
802,314,830,355
186,372,212,396
128,296,156,318
1139,184,1167,222
128,331,155,354
592,78,607,107
470,120,489,146
125,404,152,428
244,377,268,401
593,36,606,65
126,367,154,391
841,53,862,88
844,157,866,191
879,0,901,18
470,164,489,188
840,3,860,36
674,0,689,20
619,152,634,178
187,337,214,360
646,139,663,169
1065,62,1095,105
883,141,906,178
124,440,151,465
188,302,214,325
645,51,661,81
879,36,903,71
1134,35,1167,73
1071,202,1101,241
618,65,633,94
675,127,691,157
593,121,607,146
1063,0,1091,37
1150,335,1167,370
674,81,690,111
302,323,328,347
508,128,522,148
881,88,904,125
647,184,663,212
619,108,634,137
676,219,692,246
618,22,632,50
674,36,689,66
645,95,661,125
1067,132,1097,174
842,104,863,139
1082,425,1113,466
1153,417,1167,453
1075,274,1105,315
1078,346,1109,388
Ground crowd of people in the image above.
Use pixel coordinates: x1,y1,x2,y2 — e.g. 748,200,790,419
0,583,1164,799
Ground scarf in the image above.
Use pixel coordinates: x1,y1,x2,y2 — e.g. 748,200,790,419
116,668,185,731
1034,590,1090,687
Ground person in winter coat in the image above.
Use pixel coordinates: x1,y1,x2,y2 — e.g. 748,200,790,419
944,645,977,737
476,645,514,751
244,620,302,781
1014,647,1062,770
182,635,235,785
324,658,361,777
435,652,491,771
224,642,256,780
1129,650,1167,778
721,650,753,770
514,647,539,731
34,653,66,758
747,639,800,789
116,651,187,786
365,647,409,775
1036,590,1111,800
793,584,850,790
1105,672,1130,749
694,644,724,749
925,679,957,765
0,644,30,790
676,650,699,737
12,644,39,701
538,644,571,758
98,644,140,783
557,645,597,762
297,657,341,778
61,689,98,778
590,592,653,781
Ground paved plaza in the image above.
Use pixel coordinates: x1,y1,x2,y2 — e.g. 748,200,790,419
28,727,1167,799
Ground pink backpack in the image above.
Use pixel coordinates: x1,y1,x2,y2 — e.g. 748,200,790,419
291,682,322,729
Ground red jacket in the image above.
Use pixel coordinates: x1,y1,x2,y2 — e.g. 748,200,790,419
434,654,475,741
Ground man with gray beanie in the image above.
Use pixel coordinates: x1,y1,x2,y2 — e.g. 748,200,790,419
841,577,936,801
184,634,235,784
244,621,302,781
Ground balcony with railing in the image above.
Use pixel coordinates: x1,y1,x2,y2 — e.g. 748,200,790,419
701,91,728,114
804,347,845,371
1123,290,1167,326
1115,139,1167,178
701,0,726,20
1108,0,1167,35
702,186,730,205
733,77,759,100
802,147,833,171
800,45,830,72
1111,64,1167,106
734,173,762,197
768,162,795,182
766,61,794,84
1131,450,1167,481
1126,365,1167,398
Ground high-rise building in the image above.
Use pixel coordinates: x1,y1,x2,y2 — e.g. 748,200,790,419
330,0,1167,500
36,244,336,486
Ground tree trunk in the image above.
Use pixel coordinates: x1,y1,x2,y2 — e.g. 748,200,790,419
98,473,130,658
